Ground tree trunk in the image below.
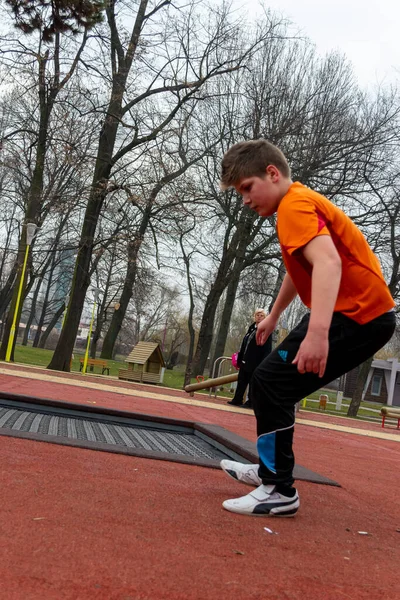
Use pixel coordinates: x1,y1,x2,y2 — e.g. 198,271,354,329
32,253,57,347
48,0,249,370
38,303,65,349
192,280,228,376
346,357,374,417
101,212,149,359
0,229,31,361
21,278,42,345
21,214,68,347
0,204,18,308
0,60,54,357
48,2,150,371
179,229,197,388
0,48,57,359
101,157,194,359
0,259,18,324
268,261,286,311
99,242,142,359
47,215,98,370
211,273,241,369
1,27,89,361
32,300,48,347
90,315,103,358
192,211,256,375
90,242,118,359
183,328,196,389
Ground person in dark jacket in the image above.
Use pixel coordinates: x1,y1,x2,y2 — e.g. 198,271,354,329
228,309,272,408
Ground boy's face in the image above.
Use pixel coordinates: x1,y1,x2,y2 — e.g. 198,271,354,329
235,165,288,217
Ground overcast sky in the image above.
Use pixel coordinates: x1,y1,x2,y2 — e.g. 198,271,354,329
234,0,400,89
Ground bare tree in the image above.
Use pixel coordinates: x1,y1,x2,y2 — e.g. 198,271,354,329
0,2,96,359
89,240,122,357
48,0,273,371
176,220,198,386
347,150,400,416
99,110,226,358
189,31,400,375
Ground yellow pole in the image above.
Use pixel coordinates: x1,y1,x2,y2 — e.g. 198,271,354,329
82,300,96,374
5,244,30,362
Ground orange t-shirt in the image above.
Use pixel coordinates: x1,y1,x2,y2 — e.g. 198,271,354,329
277,182,395,324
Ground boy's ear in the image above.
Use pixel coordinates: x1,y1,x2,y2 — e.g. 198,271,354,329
266,165,279,181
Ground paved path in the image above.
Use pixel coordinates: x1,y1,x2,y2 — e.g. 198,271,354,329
1,364,399,442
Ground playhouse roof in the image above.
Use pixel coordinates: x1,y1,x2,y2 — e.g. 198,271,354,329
126,341,165,367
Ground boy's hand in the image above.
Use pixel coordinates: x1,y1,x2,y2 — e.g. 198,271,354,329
292,330,329,378
256,315,277,345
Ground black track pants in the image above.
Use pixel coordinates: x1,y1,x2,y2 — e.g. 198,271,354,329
251,311,396,487
231,368,252,404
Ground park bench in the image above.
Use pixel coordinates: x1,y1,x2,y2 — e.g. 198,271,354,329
380,406,400,429
79,358,110,375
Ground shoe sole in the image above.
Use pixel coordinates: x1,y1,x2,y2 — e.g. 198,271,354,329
223,507,298,517
222,503,299,517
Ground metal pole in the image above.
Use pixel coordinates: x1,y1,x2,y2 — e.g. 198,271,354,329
209,356,231,397
161,319,167,351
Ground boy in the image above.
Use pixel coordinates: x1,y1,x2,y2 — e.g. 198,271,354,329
219,139,396,517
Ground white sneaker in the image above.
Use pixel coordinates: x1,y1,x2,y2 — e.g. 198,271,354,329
222,484,300,517
220,460,262,486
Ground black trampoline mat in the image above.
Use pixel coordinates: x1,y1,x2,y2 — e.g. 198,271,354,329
0,392,340,487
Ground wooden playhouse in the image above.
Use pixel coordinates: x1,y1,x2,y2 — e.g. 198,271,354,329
118,341,165,384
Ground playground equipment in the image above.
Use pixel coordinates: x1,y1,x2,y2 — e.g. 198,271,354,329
319,394,328,409
207,356,235,398
119,341,165,384
185,372,238,396
380,406,400,429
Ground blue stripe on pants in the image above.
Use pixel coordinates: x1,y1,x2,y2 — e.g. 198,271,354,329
257,431,276,474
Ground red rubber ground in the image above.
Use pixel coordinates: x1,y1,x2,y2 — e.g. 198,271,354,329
0,368,399,600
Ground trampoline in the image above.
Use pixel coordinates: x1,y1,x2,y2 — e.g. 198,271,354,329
0,391,339,486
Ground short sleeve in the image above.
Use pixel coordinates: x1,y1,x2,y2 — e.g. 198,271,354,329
277,196,330,255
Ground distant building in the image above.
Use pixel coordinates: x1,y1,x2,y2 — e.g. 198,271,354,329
46,247,76,331
343,358,400,407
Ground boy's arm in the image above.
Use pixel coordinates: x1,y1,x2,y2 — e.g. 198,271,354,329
256,273,297,345
292,235,342,377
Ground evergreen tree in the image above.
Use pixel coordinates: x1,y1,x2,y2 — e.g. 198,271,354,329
5,0,104,42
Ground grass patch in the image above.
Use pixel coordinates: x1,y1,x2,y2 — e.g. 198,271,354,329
12,344,125,377
301,389,384,420
162,368,185,389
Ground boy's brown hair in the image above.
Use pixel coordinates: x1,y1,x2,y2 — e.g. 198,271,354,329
220,139,291,190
